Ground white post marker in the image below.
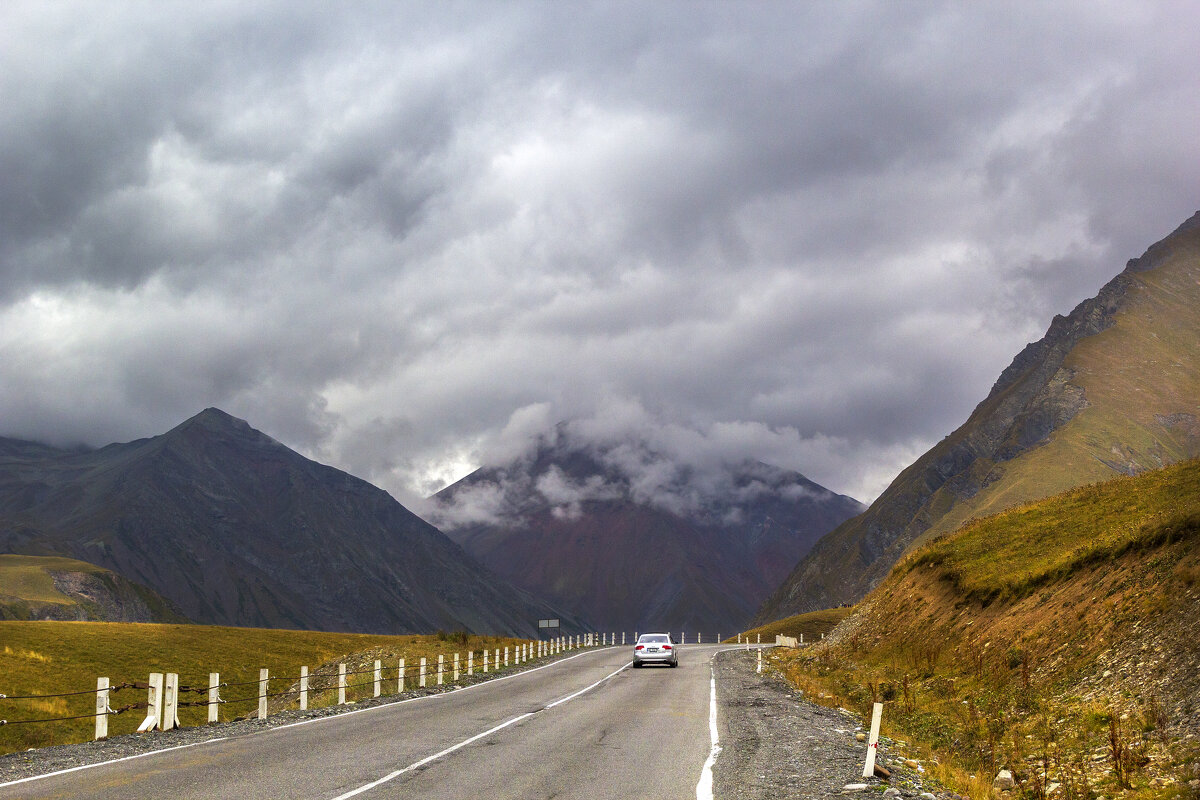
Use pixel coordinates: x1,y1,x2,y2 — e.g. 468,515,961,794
504,647,509,667
738,634,741,644
453,653,460,682
338,664,347,705
137,673,163,732
209,672,221,723
468,651,474,676
259,668,269,719
622,632,626,645
494,648,499,669
437,655,445,686
757,649,762,673
419,657,427,688
163,673,179,731
95,677,109,740
483,650,489,674
863,702,883,778
373,660,382,698
299,667,308,711
398,658,405,693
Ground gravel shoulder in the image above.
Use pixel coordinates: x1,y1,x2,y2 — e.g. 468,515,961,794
713,648,965,800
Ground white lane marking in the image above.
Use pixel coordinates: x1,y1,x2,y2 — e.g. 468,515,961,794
696,662,722,800
328,661,631,799
0,648,613,790
328,713,534,800
272,647,602,733
0,738,228,789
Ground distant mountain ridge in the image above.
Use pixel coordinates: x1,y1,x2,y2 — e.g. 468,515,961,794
756,210,1200,622
0,554,187,622
432,427,863,632
0,408,575,636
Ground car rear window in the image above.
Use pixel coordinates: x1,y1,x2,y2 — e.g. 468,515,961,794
639,635,669,643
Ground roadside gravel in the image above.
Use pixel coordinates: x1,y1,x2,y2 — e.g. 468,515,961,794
713,648,964,800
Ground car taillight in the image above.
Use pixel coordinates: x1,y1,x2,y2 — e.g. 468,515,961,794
662,645,672,650
635,645,644,650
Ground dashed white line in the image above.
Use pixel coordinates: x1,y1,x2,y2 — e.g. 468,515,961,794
327,661,631,799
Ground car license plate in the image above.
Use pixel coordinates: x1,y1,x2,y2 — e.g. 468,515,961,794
648,647,659,652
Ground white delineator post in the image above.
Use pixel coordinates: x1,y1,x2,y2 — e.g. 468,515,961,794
504,647,510,667
398,658,406,693
419,657,427,688
453,653,460,681
338,664,347,705
622,632,626,645
374,660,382,698
137,672,164,732
468,650,474,676
483,649,489,674
299,667,309,711
862,702,883,778
95,677,110,740
494,648,500,668
258,668,269,719
437,654,445,686
163,673,180,731
209,672,221,723
757,649,762,673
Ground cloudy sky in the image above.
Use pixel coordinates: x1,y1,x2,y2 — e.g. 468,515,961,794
1,1,1197,508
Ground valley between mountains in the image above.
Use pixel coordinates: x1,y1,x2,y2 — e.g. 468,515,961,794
1,211,1198,799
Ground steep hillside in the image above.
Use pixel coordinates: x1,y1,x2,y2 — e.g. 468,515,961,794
432,429,862,632
769,458,1200,798
0,409,575,636
0,554,187,622
758,210,1200,621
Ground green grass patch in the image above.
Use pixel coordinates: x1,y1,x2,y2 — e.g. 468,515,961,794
731,607,852,644
908,458,1200,603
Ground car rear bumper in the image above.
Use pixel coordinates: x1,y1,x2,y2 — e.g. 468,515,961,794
633,651,677,665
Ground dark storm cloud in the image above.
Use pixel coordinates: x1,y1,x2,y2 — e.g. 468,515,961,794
0,1,1197,506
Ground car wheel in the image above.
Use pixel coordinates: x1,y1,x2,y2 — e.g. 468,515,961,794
670,660,678,667
633,661,642,668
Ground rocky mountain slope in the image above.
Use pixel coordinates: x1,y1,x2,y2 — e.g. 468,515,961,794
430,428,863,632
0,408,573,636
0,554,187,622
756,210,1200,622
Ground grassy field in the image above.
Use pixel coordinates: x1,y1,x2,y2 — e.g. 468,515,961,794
0,621,537,755
767,458,1200,799
728,607,853,644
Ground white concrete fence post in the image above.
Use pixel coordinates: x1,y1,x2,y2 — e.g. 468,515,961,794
137,672,163,732
420,657,427,688
800,633,804,644
483,649,489,673
504,647,510,667
374,660,382,698
209,672,221,723
338,663,347,705
757,634,761,644
453,653,460,682
398,658,406,693
622,632,626,645
437,654,445,686
95,677,109,740
494,648,500,669
738,634,742,644
299,666,308,711
259,668,269,719
163,673,180,731
468,650,474,676
863,702,883,778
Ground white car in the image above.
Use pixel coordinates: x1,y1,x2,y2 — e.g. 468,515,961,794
632,633,678,667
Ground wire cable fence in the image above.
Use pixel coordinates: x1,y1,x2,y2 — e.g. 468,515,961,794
0,631,649,750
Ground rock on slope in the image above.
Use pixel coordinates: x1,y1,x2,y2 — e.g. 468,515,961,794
0,408,572,636
431,428,863,632
0,554,187,622
757,210,1200,622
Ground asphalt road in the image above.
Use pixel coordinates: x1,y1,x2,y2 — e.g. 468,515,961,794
1,645,739,800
